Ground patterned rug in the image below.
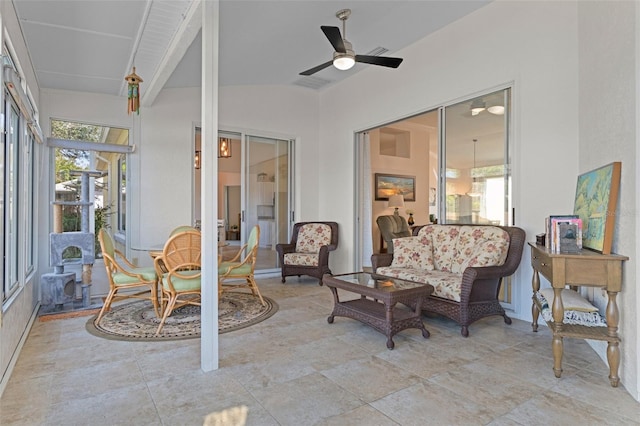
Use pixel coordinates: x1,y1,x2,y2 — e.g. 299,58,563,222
85,292,278,341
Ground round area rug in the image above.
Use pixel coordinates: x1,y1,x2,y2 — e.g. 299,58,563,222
85,292,278,341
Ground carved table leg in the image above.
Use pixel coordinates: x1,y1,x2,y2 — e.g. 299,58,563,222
386,302,395,350
551,287,565,378
532,269,540,332
327,286,339,324
607,342,620,387
552,334,563,378
606,290,620,387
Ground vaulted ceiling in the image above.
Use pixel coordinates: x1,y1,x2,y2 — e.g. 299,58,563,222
13,0,491,105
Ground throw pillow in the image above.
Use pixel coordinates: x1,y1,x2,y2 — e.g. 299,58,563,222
391,237,434,271
454,226,509,273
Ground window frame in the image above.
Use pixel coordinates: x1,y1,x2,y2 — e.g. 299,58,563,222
4,94,21,300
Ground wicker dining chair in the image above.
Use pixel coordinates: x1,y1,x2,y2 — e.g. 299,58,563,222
96,229,159,323
154,230,202,335
218,225,265,305
169,225,199,236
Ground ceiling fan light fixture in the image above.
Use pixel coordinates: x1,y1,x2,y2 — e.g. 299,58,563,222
333,54,355,70
470,99,486,116
333,39,355,70
487,105,505,115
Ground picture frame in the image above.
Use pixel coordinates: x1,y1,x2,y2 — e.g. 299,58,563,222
374,173,416,201
573,162,621,254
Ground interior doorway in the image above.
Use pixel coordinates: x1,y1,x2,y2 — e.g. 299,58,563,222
193,128,295,273
356,86,513,305
225,185,241,241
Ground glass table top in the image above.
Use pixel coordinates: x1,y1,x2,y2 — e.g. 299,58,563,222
330,272,427,292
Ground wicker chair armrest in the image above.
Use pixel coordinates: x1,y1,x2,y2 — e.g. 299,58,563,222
275,243,295,255
459,266,509,304
371,253,394,271
114,249,137,269
221,244,247,263
219,253,254,276
105,252,145,278
317,245,331,266
154,255,168,275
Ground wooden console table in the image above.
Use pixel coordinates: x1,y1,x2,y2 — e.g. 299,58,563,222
529,243,628,387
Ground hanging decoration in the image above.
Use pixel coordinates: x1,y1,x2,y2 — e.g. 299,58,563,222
218,137,232,158
125,67,143,115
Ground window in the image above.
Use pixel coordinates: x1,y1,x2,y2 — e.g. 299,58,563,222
25,128,35,274
117,156,126,232
50,120,130,256
4,97,20,299
2,45,40,303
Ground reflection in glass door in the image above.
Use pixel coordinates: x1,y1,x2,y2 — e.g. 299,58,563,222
442,88,512,305
442,88,511,226
244,135,292,272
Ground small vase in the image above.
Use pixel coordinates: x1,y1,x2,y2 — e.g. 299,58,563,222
407,213,415,226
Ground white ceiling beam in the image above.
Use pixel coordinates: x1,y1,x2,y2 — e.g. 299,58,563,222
141,0,202,107
47,137,135,154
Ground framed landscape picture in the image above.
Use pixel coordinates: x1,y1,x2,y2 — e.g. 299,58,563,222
573,162,621,254
374,173,416,201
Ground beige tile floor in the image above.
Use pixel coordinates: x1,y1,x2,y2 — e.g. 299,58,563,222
2,276,640,425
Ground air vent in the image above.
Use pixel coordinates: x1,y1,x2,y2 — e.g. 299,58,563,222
293,76,332,90
366,47,389,56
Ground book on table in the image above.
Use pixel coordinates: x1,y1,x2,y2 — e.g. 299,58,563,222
546,215,582,253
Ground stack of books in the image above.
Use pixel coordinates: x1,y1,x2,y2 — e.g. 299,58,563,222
545,215,582,253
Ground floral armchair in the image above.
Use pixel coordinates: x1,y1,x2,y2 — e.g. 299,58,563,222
276,222,339,284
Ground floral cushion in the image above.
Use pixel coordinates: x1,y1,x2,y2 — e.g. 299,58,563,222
452,226,510,273
535,291,606,327
376,267,463,302
295,224,332,254
418,225,460,272
283,252,318,266
390,237,434,271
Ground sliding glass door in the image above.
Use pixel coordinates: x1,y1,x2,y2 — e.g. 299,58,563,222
355,87,513,305
442,89,511,226
244,135,293,272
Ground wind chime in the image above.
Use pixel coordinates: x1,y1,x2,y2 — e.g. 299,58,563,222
125,67,143,115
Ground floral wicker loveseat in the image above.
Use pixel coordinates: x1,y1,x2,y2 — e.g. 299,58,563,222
371,224,525,337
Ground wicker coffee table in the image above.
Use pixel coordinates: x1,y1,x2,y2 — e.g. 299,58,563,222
322,272,433,349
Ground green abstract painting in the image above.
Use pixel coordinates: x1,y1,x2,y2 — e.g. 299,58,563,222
573,162,621,254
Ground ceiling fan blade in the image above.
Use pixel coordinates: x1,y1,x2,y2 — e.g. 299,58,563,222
299,60,333,76
321,26,346,53
355,55,403,68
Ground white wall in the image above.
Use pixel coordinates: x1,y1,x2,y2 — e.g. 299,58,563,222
577,1,638,400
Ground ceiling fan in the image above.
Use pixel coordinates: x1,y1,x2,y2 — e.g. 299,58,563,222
300,9,404,76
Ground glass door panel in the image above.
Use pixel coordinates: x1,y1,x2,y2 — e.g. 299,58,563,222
442,88,512,306
244,135,291,272
442,89,510,226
